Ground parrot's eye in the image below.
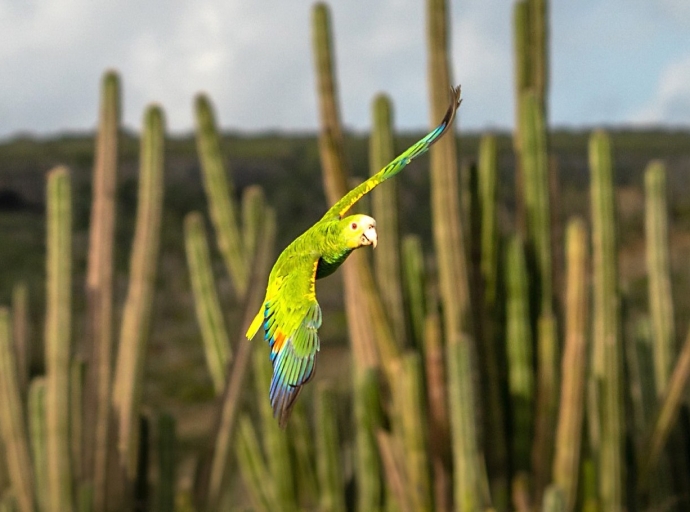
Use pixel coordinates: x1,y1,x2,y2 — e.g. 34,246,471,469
351,222,358,230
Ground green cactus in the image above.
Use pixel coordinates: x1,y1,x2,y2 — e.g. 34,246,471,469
315,383,345,512
83,69,120,512
552,219,588,512
286,402,318,507
311,1,397,372
0,309,35,512
235,414,278,511
45,166,74,512
204,207,277,510
184,211,231,395
395,353,432,511
479,134,499,308
241,185,266,262
156,413,176,512
505,236,533,475
644,161,676,396
11,283,29,396
28,377,47,512
194,94,249,298
353,367,383,512
112,105,165,481
401,235,426,351
70,360,85,483
447,335,487,511
370,93,407,347
542,485,565,512
589,130,624,511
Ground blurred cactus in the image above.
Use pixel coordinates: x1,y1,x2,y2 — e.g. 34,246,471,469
45,166,74,512
82,69,120,512
394,354,432,511
402,235,426,350
315,383,345,512
353,367,383,512
370,93,407,347
552,219,588,512
28,377,48,512
505,236,533,477
311,1,398,372
194,94,249,298
479,134,499,308
156,413,176,512
112,105,165,481
184,212,231,395
0,309,35,512
589,130,624,511
11,284,29,396
235,414,278,511
241,186,267,262
644,161,676,395
70,360,85,484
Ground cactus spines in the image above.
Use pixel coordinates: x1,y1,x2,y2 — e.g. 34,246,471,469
0,309,35,512
315,383,345,512
644,160,675,396
370,93,407,347
83,69,120,512
112,105,165,480
589,130,624,511
194,93,248,298
552,219,588,512
184,211,231,395
45,166,74,512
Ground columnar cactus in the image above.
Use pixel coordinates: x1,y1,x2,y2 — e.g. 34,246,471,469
45,166,74,512
112,106,165,481
589,130,624,511
0,309,35,512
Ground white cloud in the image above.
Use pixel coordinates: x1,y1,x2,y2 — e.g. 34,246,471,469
629,55,690,126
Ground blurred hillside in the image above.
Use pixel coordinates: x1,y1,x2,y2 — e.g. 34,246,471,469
2,128,690,445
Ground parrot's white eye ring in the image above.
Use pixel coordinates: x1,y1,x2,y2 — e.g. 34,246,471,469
351,222,358,230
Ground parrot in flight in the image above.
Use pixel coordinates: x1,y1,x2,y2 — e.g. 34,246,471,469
246,85,462,427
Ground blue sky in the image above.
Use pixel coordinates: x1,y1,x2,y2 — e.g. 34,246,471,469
0,0,688,138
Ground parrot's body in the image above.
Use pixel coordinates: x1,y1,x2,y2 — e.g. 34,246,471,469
247,86,461,427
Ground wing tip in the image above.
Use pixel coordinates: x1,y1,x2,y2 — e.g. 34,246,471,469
442,84,462,129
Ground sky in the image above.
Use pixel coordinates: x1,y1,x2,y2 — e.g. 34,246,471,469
0,0,688,139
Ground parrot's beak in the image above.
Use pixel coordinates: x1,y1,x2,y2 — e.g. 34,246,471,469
363,226,378,249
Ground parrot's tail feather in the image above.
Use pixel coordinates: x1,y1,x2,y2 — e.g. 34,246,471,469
246,307,264,339
269,347,317,428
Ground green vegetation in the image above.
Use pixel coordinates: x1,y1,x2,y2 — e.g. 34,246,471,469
2,1,690,511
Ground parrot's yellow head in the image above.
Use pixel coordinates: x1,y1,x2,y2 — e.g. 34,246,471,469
341,214,377,250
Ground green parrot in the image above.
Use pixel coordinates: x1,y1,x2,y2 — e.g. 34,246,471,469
247,86,461,427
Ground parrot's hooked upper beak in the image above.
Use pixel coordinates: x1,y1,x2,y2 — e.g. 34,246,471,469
363,225,378,249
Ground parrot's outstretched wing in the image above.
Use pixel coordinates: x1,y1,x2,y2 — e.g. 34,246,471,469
248,253,322,428
322,85,461,221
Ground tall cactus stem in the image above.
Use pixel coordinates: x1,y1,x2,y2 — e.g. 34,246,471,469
552,219,588,512
370,93,407,346
28,377,48,512
589,130,623,511
156,413,176,512
83,69,120,512
644,160,676,396
45,166,74,512
184,211,231,395
354,367,383,512
402,235,426,351
194,94,248,298
112,105,165,481
0,309,35,512
315,383,345,512
11,283,29,396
